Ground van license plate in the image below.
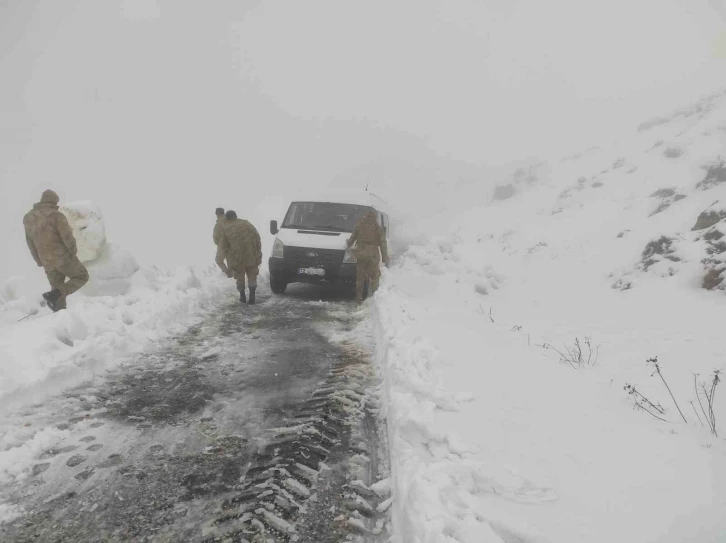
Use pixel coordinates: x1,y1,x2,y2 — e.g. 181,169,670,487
298,267,325,276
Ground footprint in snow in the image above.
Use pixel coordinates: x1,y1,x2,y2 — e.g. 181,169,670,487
97,454,123,468
74,469,94,481
32,463,51,476
41,445,78,459
66,455,88,468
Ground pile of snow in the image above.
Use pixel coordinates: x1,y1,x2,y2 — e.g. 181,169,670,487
82,243,140,297
0,503,23,525
0,265,233,410
59,201,140,297
0,425,70,486
59,201,107,263
373,91,726,542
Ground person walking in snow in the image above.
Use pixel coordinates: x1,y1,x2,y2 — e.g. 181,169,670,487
213,207,227,270
347,208,389,303
217,210,262,304
23,190,89,312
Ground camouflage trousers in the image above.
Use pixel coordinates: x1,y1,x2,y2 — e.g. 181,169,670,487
355,256,380,302
232,265,259,291
45,256,89,310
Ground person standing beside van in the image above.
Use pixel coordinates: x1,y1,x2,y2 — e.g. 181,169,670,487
217,210,263,304
347,208,389,303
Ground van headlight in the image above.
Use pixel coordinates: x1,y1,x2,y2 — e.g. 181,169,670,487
343,248,357,264
272,239,284,259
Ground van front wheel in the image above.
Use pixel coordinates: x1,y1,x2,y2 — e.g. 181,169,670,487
270,274,287,294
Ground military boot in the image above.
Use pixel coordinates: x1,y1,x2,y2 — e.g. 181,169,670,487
43,289,63,312
248,287,256,305
239,290,246,303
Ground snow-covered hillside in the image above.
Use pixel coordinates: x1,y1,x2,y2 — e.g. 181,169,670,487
374,90,726,542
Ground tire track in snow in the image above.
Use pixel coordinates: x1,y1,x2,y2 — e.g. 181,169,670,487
0,288,390,542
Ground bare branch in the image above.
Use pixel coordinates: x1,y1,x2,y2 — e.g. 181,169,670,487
625,383,665,415
546,337,600,369
633,401,668,422
689,401,704,427
695,374,713,434
648,357,687,424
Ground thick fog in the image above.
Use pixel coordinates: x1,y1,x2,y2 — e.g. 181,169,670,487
2,0,725,283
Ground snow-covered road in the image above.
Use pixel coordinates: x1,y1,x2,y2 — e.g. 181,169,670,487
0,287,390,542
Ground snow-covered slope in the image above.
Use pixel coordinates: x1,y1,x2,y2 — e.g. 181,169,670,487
374,90,726,543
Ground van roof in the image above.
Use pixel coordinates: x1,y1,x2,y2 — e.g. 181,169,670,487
290,188,389,211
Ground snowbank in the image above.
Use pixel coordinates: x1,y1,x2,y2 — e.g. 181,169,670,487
374,92,726,542
0,201,239,521
82,243,140,297
0,261,234,505
55,200,141,297
0,265,233,410
59,201,106,263
0,503,23,525
0,202,233,408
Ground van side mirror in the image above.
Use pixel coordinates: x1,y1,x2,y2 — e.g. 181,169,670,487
270,220,279,235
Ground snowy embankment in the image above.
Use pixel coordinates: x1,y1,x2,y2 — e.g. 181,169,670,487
0,203,234,521
0,207,234,523
0,203,234,410
374,91,726,543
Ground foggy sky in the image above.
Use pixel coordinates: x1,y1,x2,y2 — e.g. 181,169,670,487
1,0,726,283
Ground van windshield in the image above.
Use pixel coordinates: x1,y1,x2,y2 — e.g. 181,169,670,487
282,202,372,233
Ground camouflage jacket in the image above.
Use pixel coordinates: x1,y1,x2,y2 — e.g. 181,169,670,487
213,216,226,245
347,212,388,263
218,219,262,269
23,203,78,270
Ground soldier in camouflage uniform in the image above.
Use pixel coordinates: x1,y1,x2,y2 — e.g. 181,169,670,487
213,207,226,270
23,190,89,312
217,210,263,304
347,208,388,303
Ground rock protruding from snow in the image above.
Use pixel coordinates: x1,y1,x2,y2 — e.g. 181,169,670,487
692,209,726,231
59,201,106,263
638,236,681,272
696,161,726,191
649,187,687,217
491,161,547,202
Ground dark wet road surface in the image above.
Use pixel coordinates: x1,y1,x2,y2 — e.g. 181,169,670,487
0,286,390,542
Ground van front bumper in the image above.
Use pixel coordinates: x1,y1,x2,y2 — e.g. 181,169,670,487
269,254,356,285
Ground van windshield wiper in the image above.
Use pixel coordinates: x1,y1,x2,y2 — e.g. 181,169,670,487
309,225,348,232
283,224,351,232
